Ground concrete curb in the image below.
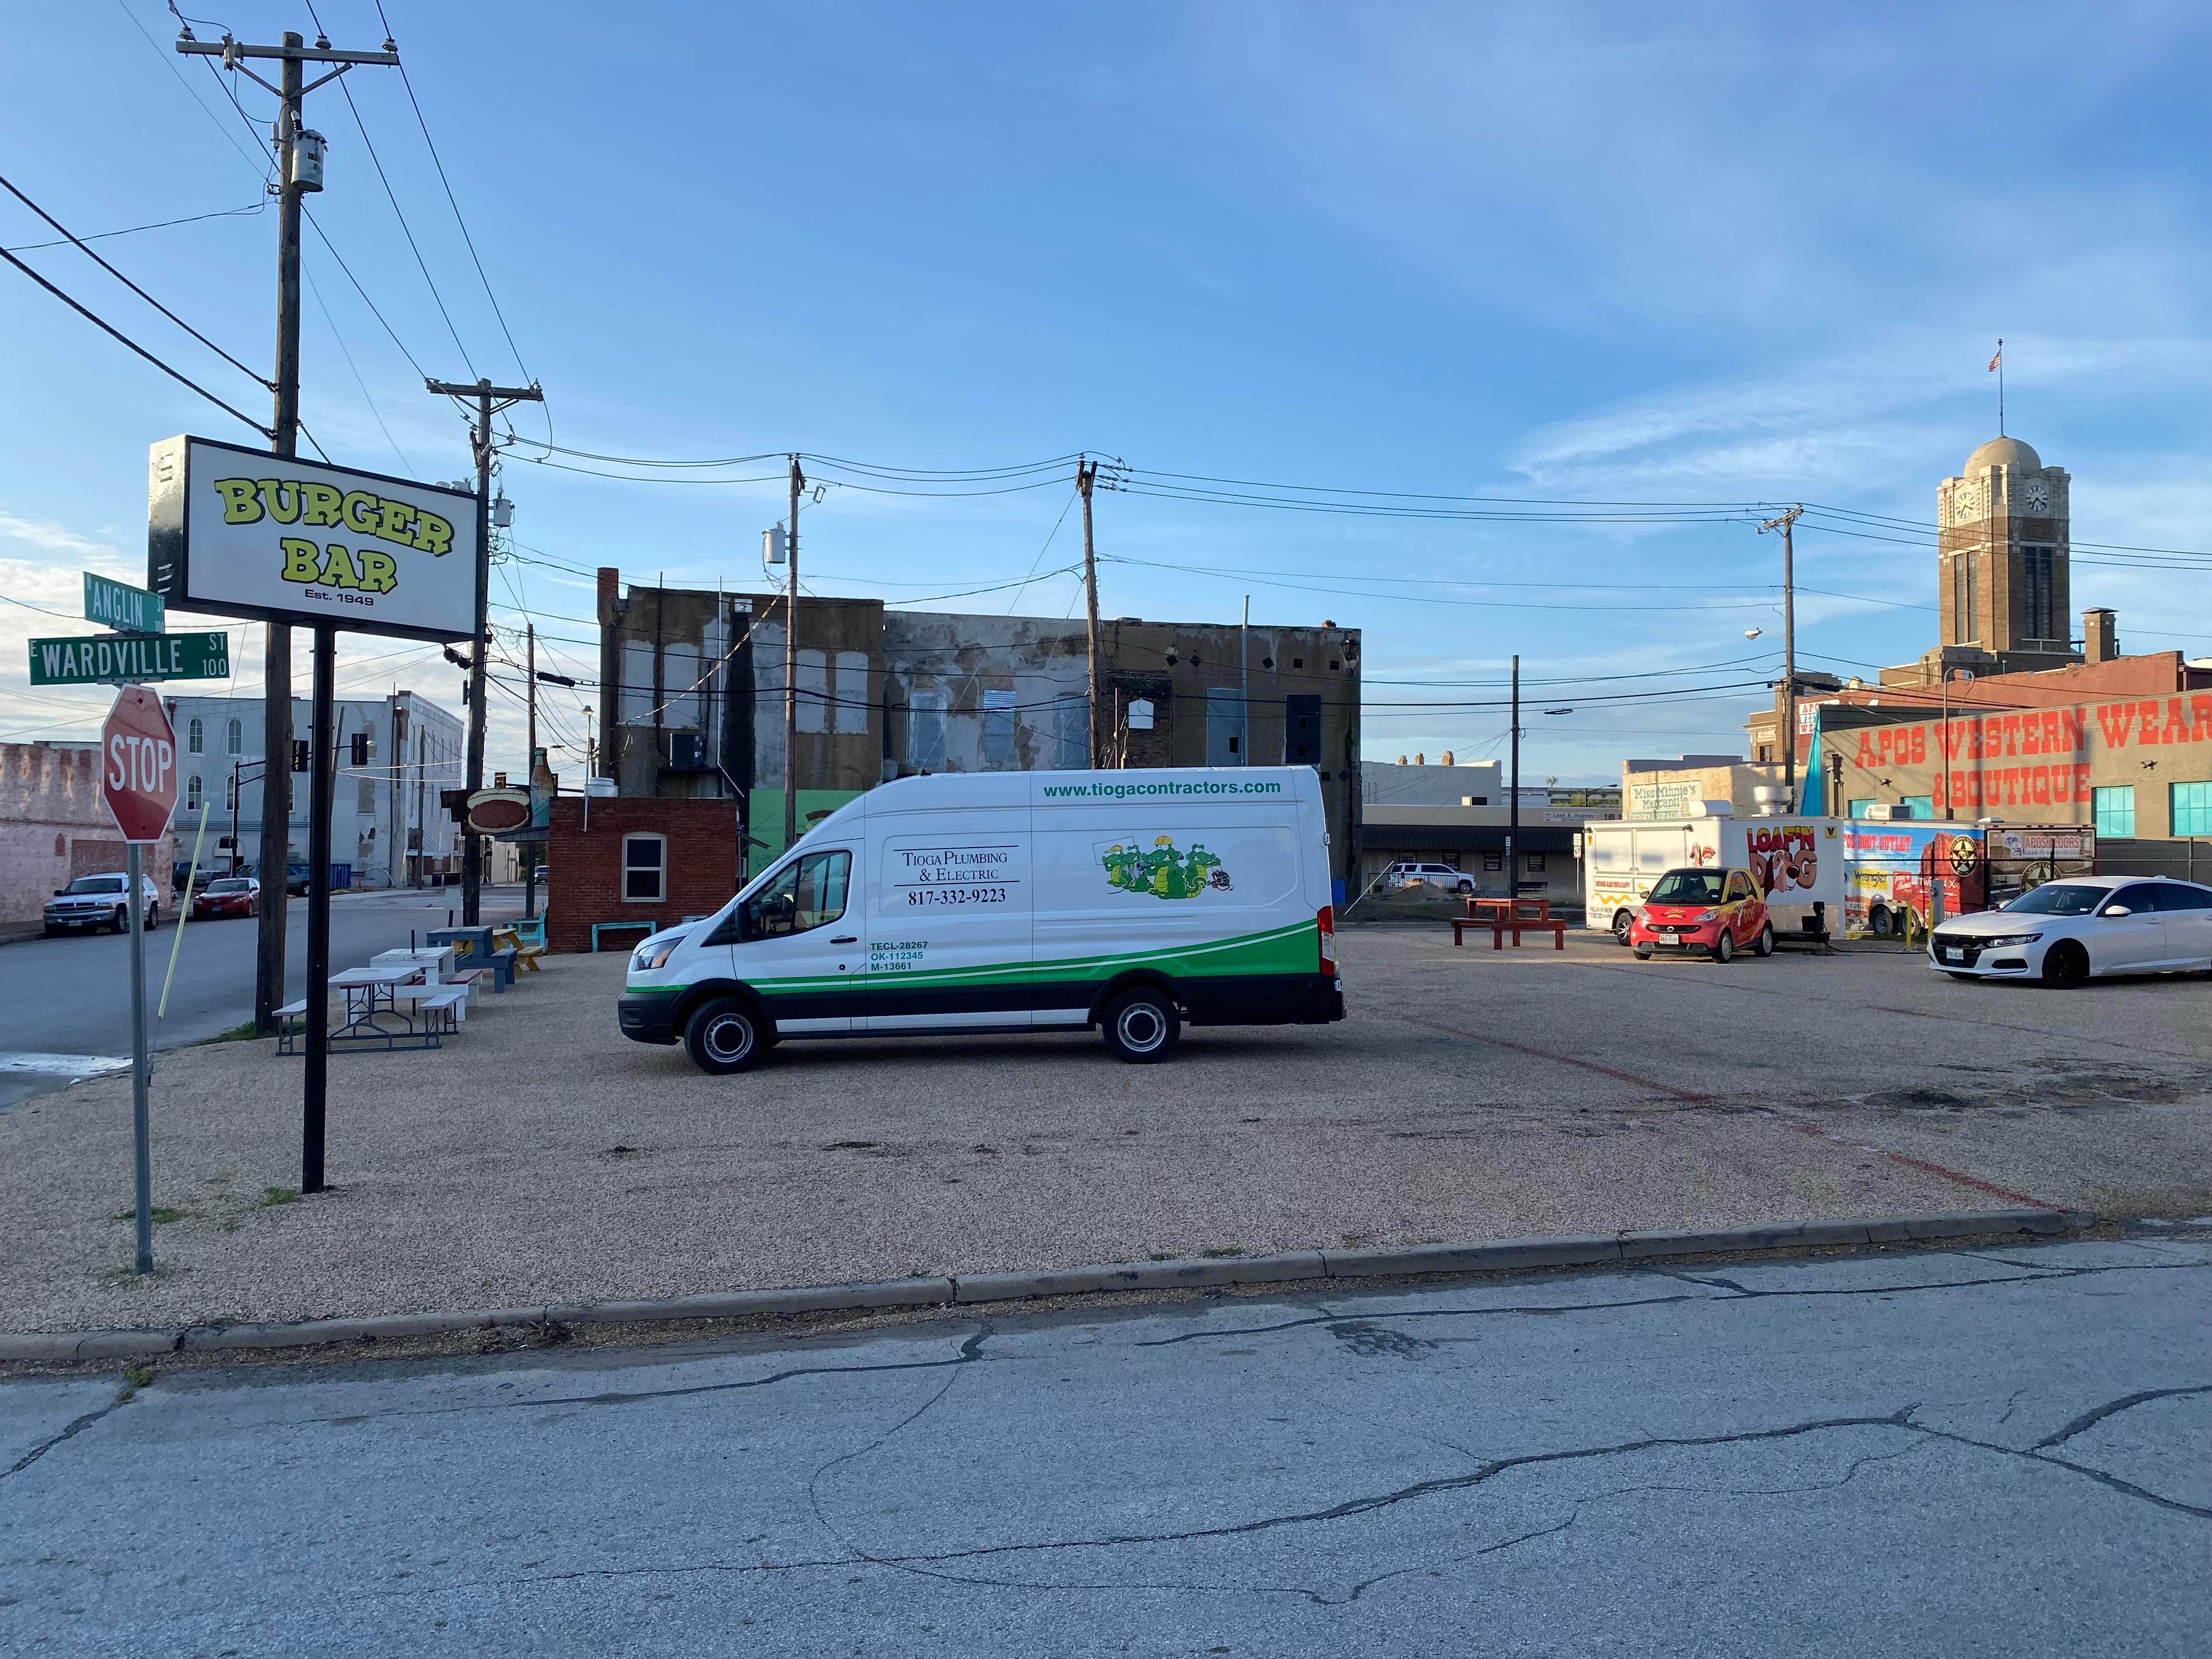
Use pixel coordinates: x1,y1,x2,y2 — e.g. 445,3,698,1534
0,1208,2094,1365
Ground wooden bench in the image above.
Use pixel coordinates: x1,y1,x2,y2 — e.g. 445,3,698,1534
419,985,467,1034
1452,916,1570,951
591,921,656,953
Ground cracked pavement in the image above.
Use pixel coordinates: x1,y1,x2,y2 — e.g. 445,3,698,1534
4,1234,2208,1656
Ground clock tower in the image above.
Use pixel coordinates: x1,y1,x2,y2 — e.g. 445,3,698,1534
1932,435,2079,675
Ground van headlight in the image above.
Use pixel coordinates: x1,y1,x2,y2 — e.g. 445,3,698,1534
632,935,685,972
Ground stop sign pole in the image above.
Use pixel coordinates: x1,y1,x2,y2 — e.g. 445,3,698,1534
102,685,179,1276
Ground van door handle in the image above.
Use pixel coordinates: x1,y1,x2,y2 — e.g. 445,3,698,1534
830,935,858,944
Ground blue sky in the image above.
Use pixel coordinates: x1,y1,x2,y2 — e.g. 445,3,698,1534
6,2,2210,783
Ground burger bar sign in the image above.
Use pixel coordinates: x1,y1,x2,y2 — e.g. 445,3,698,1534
146,436,478,643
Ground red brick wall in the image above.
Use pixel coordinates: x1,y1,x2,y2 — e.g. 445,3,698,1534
546,797,741,953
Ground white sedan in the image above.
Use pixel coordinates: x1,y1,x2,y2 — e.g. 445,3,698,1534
1927,875,2212,987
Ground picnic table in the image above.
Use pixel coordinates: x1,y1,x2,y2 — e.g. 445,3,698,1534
275,961,465,1053
1465,896,1553,922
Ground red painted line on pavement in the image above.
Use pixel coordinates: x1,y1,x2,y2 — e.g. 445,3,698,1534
1403,1015,2063,1212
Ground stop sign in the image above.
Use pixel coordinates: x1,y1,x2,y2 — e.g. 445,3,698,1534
101,685,179,844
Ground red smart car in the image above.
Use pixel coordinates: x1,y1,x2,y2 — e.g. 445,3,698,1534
1629,866,1773,962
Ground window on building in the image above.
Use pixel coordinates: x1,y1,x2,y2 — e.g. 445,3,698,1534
1900,795,1932,819
226,717,243,755
1482,852,1503,872
2094,786,2136,839
981,687,1017,766
187,775,204,812
622,834,667,901
1963,555,1977,642
1284,693,1321,766
2172,781,2212,838
357,777,377,815
2022,545,2056,639
908,691,948,772
834,651,870,735
742,849,850,938
1526,851,1547,873
1054,693,1088,770
1205,688,1246,765
188,717,204,754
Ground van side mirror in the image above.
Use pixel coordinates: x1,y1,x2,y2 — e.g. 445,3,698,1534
2100,904,2131,917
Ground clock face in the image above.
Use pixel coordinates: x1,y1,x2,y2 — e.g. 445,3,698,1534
2022,478,2051,514
1953,483,1979,524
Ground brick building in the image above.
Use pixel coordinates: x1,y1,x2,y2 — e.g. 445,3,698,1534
544,796,741,953
1,741,179,939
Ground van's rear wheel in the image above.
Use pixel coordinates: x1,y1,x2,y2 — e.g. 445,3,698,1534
684,997,764,1074
1102,989,1180,1064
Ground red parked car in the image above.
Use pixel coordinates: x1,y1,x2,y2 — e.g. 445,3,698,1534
1629,866,1773,962
191,876,260,919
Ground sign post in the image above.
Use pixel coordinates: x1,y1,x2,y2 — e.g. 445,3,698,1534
149,436,478,1193
101,686,179,1276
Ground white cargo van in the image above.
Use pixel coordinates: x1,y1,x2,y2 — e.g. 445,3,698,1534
619,766,1345,1072
1583,812,1846,944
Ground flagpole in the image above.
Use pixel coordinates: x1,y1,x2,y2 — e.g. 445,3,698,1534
1996,337,2004,435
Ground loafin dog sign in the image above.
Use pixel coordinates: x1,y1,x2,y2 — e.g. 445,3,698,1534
146,435,479,642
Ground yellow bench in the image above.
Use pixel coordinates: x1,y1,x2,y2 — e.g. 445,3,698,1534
492,924,545,973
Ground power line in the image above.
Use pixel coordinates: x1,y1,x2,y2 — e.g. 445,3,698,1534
0,242,272,437
2,198,266,252
0,171,273,388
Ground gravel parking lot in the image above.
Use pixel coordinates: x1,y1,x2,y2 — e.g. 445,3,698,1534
3,927,2207,1334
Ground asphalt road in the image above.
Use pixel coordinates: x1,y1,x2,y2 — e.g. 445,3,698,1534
3,1232,2205,1656
0,886,522,1097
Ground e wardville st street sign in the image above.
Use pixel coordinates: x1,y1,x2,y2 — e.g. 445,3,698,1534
27,630,231,686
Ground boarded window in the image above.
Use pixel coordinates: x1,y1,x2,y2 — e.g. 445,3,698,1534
1206,688,1246,765
663,643,704,729
357,777,376,815
1054,693,1088,769
982,688,1016,767
796,650,829,735
908,691,947,772
619,639,654,725
834,652,870,735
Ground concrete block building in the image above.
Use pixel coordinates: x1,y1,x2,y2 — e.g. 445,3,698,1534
594,569,1363,890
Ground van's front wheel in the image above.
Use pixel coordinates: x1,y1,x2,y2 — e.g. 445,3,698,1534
684,997,764,1074
1102,989,1181,1064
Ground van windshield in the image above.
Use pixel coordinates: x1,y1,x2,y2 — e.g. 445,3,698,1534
1647,870,1726,904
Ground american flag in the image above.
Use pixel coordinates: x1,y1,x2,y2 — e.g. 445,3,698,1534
1988,346,2002,372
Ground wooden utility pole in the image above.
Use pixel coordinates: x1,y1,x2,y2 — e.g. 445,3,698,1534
424,376,543,924
1078,457,1102,766
1508,654,1520,899
177,24,399,1032
1760,506,1804,810
783,455,804,854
